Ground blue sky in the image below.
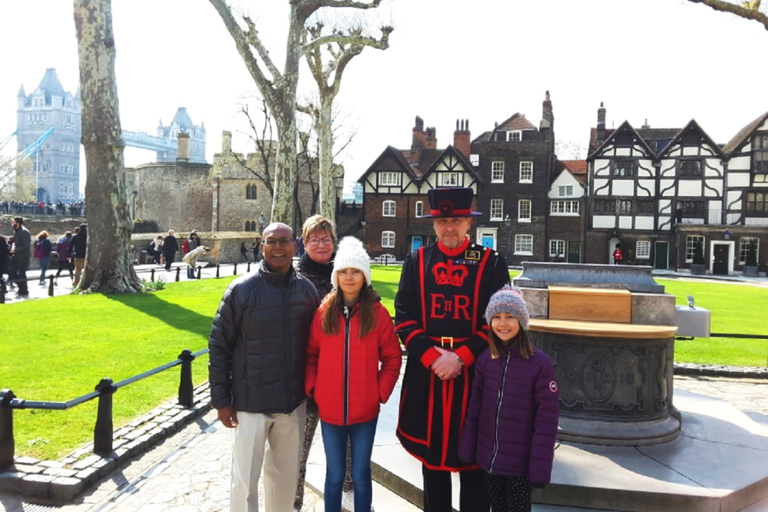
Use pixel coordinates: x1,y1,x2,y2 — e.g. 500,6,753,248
1,0,767,194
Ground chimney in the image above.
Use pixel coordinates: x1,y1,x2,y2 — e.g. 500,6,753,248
540,90,553,130
641,118,650,129
453,119,471,158
425,127,437,149
597,102,606,142
412,115,426,154
176,132,190,163
222,131,232,153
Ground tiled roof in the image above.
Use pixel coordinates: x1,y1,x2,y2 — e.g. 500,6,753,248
723,111,768,155
561,160,587,174
498,113,536,131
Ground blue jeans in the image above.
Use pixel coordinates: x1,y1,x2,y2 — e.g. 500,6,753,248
38,255,50,282
186,265,195,279
321,417,378,512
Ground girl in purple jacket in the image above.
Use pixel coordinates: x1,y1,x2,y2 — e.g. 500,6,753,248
458,285,559,512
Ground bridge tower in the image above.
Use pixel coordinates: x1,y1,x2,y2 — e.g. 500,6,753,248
156,107,206,163
16,68,81,203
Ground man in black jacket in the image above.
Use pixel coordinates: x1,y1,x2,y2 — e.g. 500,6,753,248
208,222,320,512
69,223,88,288
9,217,31,297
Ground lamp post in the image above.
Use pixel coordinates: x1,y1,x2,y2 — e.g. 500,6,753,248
258,212,266,234
504,214,511,259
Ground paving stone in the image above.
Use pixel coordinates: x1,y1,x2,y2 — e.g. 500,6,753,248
19,473,54,500
13,456,40,465
74,466,100,485
0,471,22,493
93,458,117,479
43,467,79,478
72,454,102,471
39,460,66,469
50,476,85,503
13,463,44,475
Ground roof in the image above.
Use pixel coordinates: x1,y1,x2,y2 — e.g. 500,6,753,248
497,113,536,131
171,107,195,130
723,111,768,155
560,160,587,174
34,68,67,106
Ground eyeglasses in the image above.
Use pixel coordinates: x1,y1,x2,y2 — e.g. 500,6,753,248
262,238,294,247
308,237,333,247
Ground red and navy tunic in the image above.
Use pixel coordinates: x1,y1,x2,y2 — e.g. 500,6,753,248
395,238,509,471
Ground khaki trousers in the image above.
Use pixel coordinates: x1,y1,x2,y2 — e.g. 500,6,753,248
73,257,85,287
230,401,306,512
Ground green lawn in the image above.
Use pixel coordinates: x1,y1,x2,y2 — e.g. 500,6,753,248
1,266,766,460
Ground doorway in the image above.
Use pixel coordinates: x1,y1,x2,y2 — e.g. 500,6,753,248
411,236,423,252
567,241,581,263
654,242,668,270
712,243,731,275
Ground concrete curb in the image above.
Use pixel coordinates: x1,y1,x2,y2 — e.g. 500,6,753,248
0,382,212,505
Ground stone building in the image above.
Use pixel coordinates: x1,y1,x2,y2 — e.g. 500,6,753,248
16,68,81,203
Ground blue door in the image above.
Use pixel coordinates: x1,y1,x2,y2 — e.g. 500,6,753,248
411,236,423,252
482,235,495,249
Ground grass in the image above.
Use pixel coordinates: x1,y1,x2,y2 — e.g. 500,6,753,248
1,266,766,460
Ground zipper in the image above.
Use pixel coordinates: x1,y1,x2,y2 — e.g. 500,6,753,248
489,352,510,472
343,306,351,425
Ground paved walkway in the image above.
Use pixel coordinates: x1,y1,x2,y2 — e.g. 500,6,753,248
1,374,766,512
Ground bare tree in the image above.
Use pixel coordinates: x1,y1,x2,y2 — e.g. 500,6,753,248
236,99,276,197
0,156,35,200
300,20,392,222
74,0,141,293
208,0,386,228
685,0,768,30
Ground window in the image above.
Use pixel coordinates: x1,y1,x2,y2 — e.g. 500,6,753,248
415,201,423,218
594,199,615,213
439,172,459,186
519,161,533,183
491,161,505,182
679,200,704,214
518,200,531,222
382,200,396,217
636,241,651,259
379,172,400,186
246,184,257,200
549,240,565,257
382,231,395,248
615,132,633,147
490,199,504,220
636,200,655,214
514,234,533,254
507,131,521,142
739,237,759,264
754,133,768,173
746,192,768,212
550,200,579,215
685,235,704,262
558,185,573,197
679,160,702,177
245,221,257,232
613,160,635,177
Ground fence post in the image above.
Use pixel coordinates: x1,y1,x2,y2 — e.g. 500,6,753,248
176,267,181,282
216,264,220,278
48,275,54,297
0,389,16,469
247,261,251,272
178,349,195,408
233,263,237,276
0,281,5,304
150,269,155,282
196,266,201,279
93,378,116,456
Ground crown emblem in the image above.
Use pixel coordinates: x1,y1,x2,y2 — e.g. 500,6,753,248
432,260,469,287
438,200,456,216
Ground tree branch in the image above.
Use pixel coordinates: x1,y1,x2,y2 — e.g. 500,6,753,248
686,0,768,30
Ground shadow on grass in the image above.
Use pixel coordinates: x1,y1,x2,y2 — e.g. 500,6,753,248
103,292,214,338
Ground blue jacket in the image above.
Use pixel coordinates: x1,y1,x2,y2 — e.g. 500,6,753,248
458,346,559,484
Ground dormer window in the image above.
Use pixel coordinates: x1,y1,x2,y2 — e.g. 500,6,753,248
507,130,522,142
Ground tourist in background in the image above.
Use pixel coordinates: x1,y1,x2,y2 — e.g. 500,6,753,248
34,230,53,285
184,231,199,279
458,285,559,512
152,235,164,265
239,242,248,262
305,237,401,512
9,217,32,297
251,235,260,262
55,231,74,284
0,222,9,291
162,229,178,271
182,245,210,279
69,223,88,288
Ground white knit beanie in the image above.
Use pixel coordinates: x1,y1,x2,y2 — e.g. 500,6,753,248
332,237,372,289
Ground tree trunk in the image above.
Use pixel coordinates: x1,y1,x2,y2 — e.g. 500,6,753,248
317,96,336,223
73,0,141,294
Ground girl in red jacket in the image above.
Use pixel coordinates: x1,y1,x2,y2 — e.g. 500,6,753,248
305,237,402,512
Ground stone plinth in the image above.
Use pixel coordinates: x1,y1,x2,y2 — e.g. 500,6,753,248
514,262,665,293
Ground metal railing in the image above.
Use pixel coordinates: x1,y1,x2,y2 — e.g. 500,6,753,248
0,347,209,469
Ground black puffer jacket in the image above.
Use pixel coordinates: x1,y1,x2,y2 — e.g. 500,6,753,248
208,261,320,413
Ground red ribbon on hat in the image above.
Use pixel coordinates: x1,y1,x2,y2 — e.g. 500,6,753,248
430,208,473,216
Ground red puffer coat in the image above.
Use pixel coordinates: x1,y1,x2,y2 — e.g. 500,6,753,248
305,299,402,426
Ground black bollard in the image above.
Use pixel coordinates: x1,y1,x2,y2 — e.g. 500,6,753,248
216,264,220,278
0,282,5,304
247,261,251,272
176,267,181,282
178,349,195,408
0,389,16,469
150,269,155,282
233,263,237,276
93,378,117,456
196,266,201,279
48,276,54,297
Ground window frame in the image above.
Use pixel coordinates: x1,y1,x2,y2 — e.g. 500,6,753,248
739,237,759,265
378,172,400,186
381,231,395,248
550,200,579,215
549,239,565,257
438,172,459,187
519,161,533,183
491,161,505,183
685,235,705,263
415,201,423,218
636,241,651,259
490,198,504,221
518,199,532,222
514,234,533,255
382,200,396,217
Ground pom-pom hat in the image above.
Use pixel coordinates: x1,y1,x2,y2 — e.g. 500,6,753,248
484,285,530,330
332,237,372,289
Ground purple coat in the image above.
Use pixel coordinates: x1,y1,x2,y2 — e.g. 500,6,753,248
458,346,559,484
